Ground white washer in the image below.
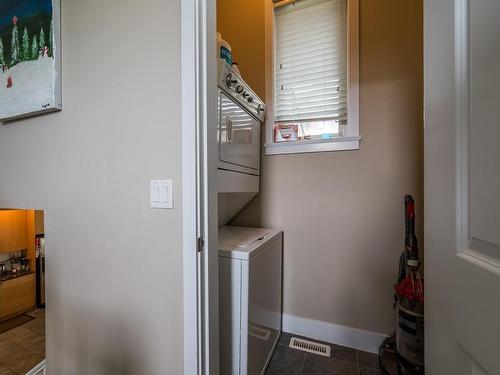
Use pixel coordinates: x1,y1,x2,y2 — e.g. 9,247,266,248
219,226,283,375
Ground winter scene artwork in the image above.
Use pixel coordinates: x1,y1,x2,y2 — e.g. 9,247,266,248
0,0,61,122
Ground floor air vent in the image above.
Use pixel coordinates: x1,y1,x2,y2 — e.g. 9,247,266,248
289,337,331,357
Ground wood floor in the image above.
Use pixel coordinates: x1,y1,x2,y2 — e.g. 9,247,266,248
266,332,397,375
0,309,45,375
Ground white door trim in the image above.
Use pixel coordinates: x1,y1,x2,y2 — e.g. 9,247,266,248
454,0,470,258
181,0,201,373
182,0,219,374
26,360,46,375
454,0,500,276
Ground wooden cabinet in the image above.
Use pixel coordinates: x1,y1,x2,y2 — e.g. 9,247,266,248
0,274,36,321
35,210,45,235
0,210,37,320
0,210,28,253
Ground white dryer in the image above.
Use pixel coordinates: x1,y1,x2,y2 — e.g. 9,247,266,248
218,226,283,375
217,60,265,177
217,61,266,225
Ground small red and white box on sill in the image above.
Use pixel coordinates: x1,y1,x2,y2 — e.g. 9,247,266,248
274,123,298,142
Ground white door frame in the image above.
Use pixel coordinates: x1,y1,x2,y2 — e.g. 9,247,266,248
181,0,219,374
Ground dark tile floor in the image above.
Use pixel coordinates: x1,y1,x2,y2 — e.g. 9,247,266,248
0,309,45,375
266,332,396,375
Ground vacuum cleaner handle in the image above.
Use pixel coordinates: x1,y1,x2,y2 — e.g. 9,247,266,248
404,194,419,268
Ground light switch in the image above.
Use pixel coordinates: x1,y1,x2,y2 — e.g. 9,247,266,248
150,180,173,209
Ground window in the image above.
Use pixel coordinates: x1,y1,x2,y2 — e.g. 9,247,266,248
265,0,360,155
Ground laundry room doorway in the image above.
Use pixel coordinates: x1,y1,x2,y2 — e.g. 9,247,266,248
0,209,46,375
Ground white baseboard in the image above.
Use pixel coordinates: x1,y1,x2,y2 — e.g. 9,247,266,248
26,359,46,375
282,314,388,354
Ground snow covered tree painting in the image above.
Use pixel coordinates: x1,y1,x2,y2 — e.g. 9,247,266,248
0,0,61,122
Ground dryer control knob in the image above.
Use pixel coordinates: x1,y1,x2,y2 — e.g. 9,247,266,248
236,85,244,94
226,74,237,89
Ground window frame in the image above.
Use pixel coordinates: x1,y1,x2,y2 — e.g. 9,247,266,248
264,0,360,155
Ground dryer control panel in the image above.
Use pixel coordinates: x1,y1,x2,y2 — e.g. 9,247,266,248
218,60,267,122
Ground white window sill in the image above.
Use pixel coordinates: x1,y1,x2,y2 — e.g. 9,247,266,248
264,136,361,155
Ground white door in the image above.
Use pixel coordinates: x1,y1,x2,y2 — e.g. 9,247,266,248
425,1,500,374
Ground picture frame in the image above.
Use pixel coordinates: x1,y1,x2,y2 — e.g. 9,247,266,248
0,0,62,123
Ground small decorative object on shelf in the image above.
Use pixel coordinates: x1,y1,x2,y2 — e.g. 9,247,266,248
0,0,62,122
274,123,298,142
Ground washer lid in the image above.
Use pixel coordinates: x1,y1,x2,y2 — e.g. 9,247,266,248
218,226,270,249
218,226,283,261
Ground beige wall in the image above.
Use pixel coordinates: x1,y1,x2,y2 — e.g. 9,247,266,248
0,0,183,374
217,0,266,99
226,0,424,335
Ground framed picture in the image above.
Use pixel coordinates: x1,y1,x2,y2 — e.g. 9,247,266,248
0,0,61,122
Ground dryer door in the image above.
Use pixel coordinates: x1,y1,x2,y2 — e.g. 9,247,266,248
219,92,260,174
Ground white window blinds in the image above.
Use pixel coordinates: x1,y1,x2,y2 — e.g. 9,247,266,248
274,0,348,124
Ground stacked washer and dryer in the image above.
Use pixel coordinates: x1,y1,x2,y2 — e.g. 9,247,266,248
217,60,283,375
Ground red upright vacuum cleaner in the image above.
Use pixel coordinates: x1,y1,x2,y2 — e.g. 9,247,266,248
380,195,424,375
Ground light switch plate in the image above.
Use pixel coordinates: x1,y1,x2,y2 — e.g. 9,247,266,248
150,180,173,209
